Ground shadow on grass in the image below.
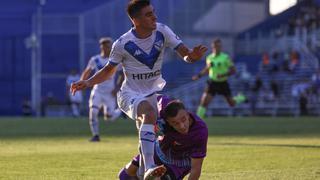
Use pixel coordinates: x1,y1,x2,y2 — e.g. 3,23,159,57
0,118,137,139
206,117,320,136
215,142,320,149
0,117,320,139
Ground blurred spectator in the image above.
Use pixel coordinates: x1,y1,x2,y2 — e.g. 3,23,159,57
287,18,296,36
250,75,263,115
282,51,291,72
236,63,251,91
270,80,279,100
294,14,306,39
288,50,300,73
41,92,59,117
261,52,271,72
291,80,311,116
311,68,320,95
270,51,281,73
66,69,82,117
22,98,32,116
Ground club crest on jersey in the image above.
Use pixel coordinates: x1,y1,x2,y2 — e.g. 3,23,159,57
124,31,164,70
134,50,143,56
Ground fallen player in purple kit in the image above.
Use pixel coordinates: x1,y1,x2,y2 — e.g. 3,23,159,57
118,95,208,180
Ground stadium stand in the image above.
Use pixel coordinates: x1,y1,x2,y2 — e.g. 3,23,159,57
0,1,111,115
1,0,319,116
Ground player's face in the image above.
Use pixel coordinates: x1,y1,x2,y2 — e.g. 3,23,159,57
134,5,157,31
166,109,191,135
212,41,221,54
100,42,112,54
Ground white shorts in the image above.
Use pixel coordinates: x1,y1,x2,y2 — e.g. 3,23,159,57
69,91,82,103
117,90,158,120
89,90,116,115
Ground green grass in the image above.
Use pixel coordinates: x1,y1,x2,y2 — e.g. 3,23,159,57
0,116,319,180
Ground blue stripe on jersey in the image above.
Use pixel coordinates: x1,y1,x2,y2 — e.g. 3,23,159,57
140,138,155,143
124,31,164,70
108,61,118,66
94,57,104,70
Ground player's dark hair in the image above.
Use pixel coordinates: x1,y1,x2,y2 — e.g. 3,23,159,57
127,0,150,19
162,100,185,120
213,38,221,44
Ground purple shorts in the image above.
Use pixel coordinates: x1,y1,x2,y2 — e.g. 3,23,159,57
132,154,190,180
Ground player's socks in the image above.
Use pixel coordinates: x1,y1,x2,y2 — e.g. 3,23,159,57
89,107,99,136
197,106,206,119
139,124,156,171
71,103,80,117
233,93,247,105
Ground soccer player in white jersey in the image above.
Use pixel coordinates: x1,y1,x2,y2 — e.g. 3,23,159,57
80,37,122,142
66,69,82,117
71,1,207,179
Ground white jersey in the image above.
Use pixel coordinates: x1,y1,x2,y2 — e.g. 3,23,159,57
109,23,183,96
86,55,116,93
66,74,80,86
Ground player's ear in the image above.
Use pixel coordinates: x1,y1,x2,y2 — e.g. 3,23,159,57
131,17,140,26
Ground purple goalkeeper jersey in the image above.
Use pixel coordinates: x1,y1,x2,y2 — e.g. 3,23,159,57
155,112,208,168
155,95,208,168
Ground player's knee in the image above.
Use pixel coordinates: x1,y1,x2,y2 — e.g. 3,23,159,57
137,101,157,124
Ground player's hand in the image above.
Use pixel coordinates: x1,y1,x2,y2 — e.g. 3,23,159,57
189,45,208,62
217,74,223,79
70,80,89,95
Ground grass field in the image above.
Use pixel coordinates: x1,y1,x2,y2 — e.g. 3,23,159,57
0,116,319,180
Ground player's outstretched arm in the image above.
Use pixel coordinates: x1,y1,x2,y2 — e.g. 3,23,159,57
80,67,92,81
192,63,210,81
176,44,207,63
71,63,117,95
188,157,204,180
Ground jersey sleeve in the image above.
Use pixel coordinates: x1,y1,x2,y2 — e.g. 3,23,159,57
109,39,124,65
159,24,183,50
206,55,211,66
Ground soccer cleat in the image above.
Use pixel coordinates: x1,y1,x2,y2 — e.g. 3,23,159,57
234,92,247,104
144,165,166,180
89,135,100,142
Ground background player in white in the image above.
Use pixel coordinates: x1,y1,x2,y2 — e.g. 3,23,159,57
66,69,82,117
71,1,207,179
80,37,122,142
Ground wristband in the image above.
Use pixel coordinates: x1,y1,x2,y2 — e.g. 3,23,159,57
183,56,189,62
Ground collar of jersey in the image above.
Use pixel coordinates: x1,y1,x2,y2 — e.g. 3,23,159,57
124,31,164,69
